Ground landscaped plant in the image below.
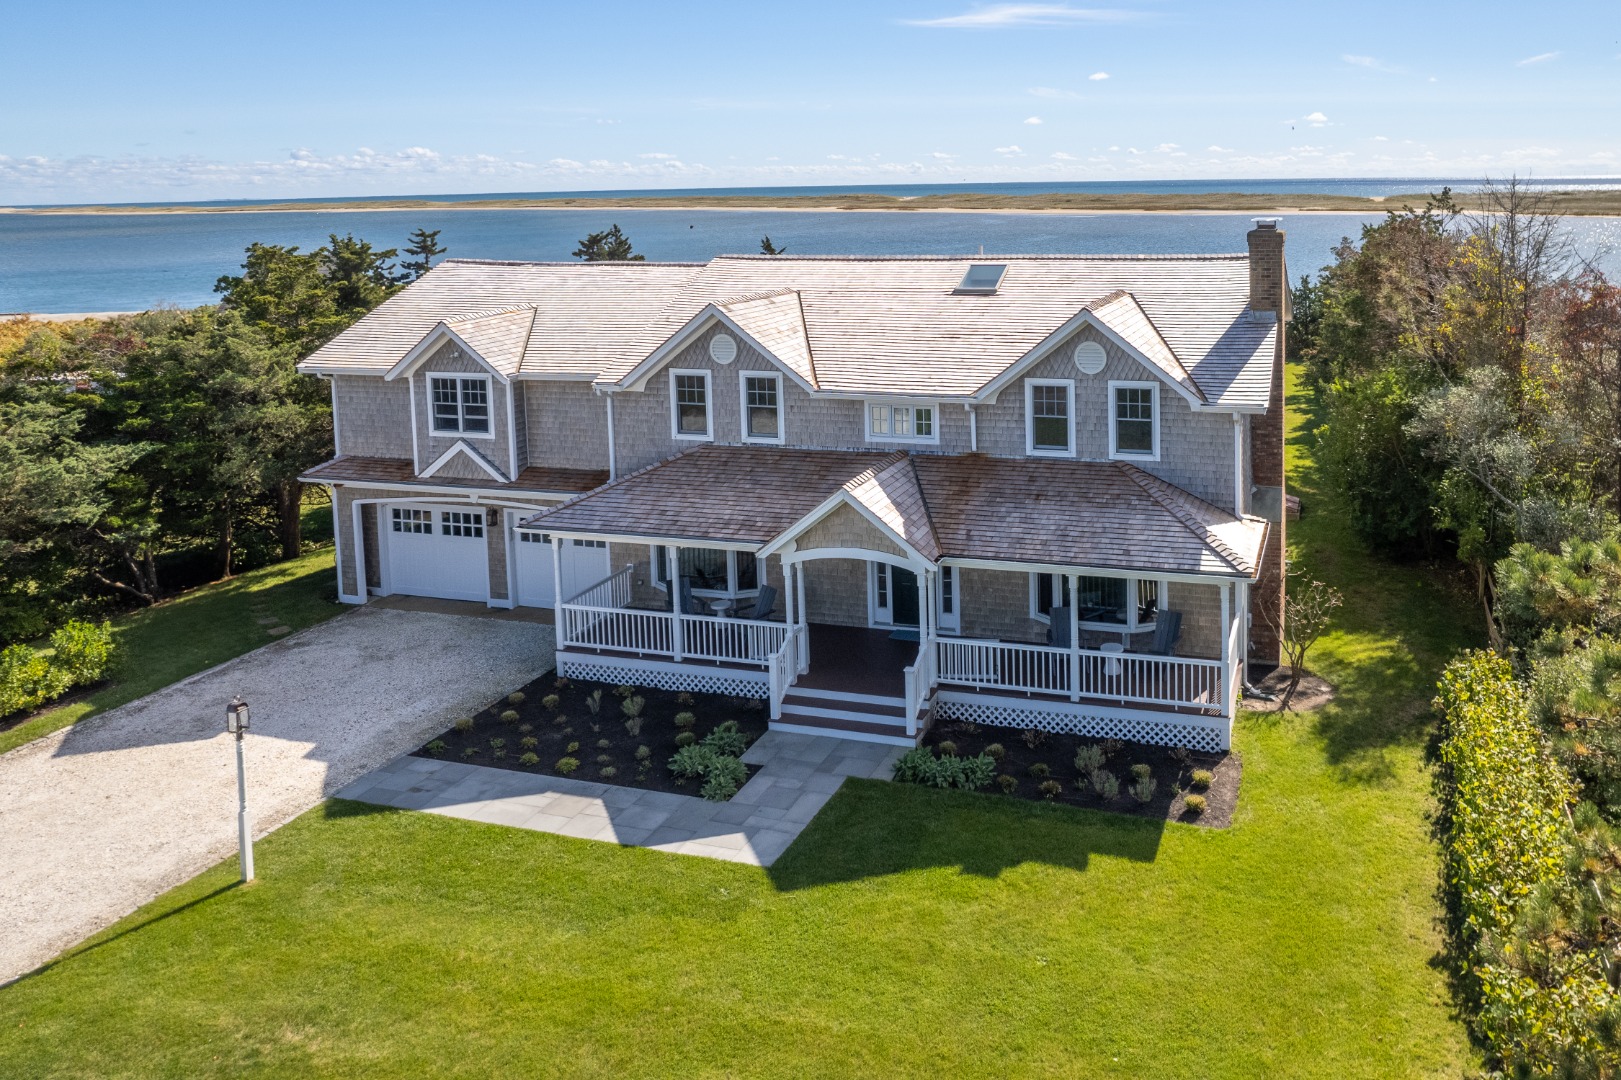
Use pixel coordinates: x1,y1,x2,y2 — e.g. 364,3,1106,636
673,711,696,731
1190,769,1213,791
596,753,612,766
425,739,448,756
669,743,716,780
676,691,694,706
701,720,748,758
892,747,994,791
621,694,645,718
699,755,747,801
600,765,618,779
997,774,1018,794
1183,794,1207,814
461,747,478,759
634,745,651,762
554,676,570,690
937,740,958,757
1169,745,1191,766
488,737,506,751
1038,780,1063,800
1277,575,1344,711
519,751,539,766
1090,769,1119,800
555,756,580,774
565,741,580,754
674,731,697,748
1130,763,1152,782
984,742,1006,762
585,689,602,715
499,709,519,724
0,620,116,718
520,736,538,749
542,694,560,710
507,691,525,706
1022,727,1048,749
614,684,635,698
1102,738,1125,757
596,738,611,750
624,714,644,738
1131,775,1157,803
492,748,507,760
453,716,474,732
1074,744,1106,773
1029,762,1051,779
551,713,568,726
518,722,533,734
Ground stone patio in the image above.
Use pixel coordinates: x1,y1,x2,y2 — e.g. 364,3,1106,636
335,731,907,867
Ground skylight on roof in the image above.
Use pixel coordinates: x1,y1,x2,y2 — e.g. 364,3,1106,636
955,263,1007,294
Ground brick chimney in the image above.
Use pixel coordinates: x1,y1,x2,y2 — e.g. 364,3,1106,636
1246,219,1288,668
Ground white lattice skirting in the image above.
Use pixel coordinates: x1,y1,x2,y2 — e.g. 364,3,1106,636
558,652,769,699
933,691,1230,753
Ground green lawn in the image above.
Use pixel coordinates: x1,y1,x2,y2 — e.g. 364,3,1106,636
0,547,340,755
0,369,1482,1077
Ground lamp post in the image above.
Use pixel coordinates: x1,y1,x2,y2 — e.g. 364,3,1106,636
225,697,254,882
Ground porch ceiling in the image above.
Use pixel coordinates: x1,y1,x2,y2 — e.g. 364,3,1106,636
522,445,1266,578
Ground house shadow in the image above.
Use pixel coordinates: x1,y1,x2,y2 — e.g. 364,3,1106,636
764,779,1167,892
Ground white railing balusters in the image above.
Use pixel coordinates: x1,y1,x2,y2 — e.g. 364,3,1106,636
935,636,1223,709
566,564,634,609
767,624,801,720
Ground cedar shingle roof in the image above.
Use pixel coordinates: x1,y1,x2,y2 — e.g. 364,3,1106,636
299,455,607,495
522,445,1266,578
299,254,1277,409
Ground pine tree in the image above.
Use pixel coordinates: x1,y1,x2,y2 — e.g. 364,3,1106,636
572,224,645,262
400,228,447,280
760,235,786,255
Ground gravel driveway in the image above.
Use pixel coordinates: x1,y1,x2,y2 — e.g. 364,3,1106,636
0,605,553,984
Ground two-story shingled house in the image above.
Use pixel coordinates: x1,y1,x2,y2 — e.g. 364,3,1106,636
298,222,1289,753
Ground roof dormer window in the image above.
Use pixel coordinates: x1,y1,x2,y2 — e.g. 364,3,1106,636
955,263,1007,295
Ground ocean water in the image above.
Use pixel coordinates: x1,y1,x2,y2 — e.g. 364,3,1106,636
3,200,1618,314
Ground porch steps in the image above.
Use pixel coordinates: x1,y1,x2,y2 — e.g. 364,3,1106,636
773,687,921,747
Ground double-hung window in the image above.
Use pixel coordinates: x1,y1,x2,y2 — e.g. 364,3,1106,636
1031,573,1163,631
651,546,758,598
741,373,783,443
866,400,938,444
671,370,711,439
1026,379,1074,455
1109,381,1159,460
429,375,491,436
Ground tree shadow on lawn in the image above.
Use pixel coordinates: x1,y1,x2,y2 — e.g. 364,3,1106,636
767,778,1166,891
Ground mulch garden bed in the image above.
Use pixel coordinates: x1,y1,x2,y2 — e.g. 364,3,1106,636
918,717,1242,828
410,671,769,799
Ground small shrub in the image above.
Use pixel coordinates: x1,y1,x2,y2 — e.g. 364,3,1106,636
1090,769,1119,800
673,711,697,731
48,620,114,688
676,691,694,706
461,747,478,759
520,736,538,749
600,765,618,779
491,748,507,760
951,720,982,736
669,743,717,779
565,741,580,754
624,715,643,738
518,722,533,734
674,731,697,748
958,753,995,791
892,747,935,784
1038,779,1063,800
554,676,570,690
1190,769,1213,791
997,774,1019,794
614,684,635,698
519,751,540,766
488,737,506,751
937,739,958,757
634,744,652,761
555,756,580,774
507,691,526,706
984,742,1006,762
1169,745,1191,766
551,713,569,726
701,720,748,758
499,709,519,724
542,694,560,711
1028,762,1051,779
1074,744,1106,773
585,689,603,715
621,694,645,719
893,747,993,791
596,753,613,766
1130,763,1152,782
1102,738,1125,757
700,755,748,801
1022,727,1048,749
1183,793,1207,815
1131,775,1157,803
425,739,448,756
596,738,612,750
453,716,474,732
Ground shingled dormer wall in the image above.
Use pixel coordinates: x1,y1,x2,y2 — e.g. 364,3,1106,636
1247,220,1288,666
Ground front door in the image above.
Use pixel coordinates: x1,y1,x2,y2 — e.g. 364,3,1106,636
890,566,920,627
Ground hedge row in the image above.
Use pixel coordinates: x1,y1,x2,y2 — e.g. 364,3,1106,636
1435,650,1619,1073
0,620,115,719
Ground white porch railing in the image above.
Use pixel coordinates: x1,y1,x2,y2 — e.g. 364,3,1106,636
559,605,673,656
558,594,787,669
935,636,1226,712
767,625,803,719
565,564,633,608
902,634,938,737
680,613,788,664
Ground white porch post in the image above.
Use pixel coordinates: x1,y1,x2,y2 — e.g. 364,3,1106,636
666,545,685,661
1068,572,1082,702
551,535,567,647
1219,581,1232,716
794,557,809,673
782,554,796,629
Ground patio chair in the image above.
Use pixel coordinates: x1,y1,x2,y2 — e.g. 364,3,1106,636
740,585,778,621
678,577,706,616
1046,606,1072,648
1139,611,1182,656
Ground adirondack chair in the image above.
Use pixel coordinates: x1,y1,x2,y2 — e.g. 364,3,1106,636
1046,606,1072,648
740,584,778,621
1139,610,1182,656
678,577,706,616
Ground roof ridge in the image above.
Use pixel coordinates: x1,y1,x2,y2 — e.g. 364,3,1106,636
444,304,538,322
1115,463,1248,573
793,290,818,388
436,258,709,268
715,287,799,306
900,454,941,561
711,253,1250,262
1087,291,1203,399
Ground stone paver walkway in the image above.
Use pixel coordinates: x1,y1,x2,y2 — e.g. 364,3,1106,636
337,731,906,867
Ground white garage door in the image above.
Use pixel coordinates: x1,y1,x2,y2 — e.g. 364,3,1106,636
384,504,490,603
511,528,610,607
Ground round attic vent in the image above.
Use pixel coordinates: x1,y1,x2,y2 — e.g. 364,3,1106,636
1073,340,1106,375
709,333,738,365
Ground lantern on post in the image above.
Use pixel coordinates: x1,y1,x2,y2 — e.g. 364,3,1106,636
225,697,254,882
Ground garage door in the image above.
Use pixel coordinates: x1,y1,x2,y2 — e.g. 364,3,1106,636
384,505,490,602
512,525,555,608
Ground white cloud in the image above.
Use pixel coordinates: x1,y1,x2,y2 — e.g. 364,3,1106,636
929,151,957,160
904,5,1144,29
1107,145,1120,151
1154,142,1179,152
993,144,1025,155
1207,145,1232,153
1516,51,1560,66
547,157,583,169
1088,71,1110,80
1028,86,1080,99
1051,151,1078,160
1373,135,1389,141
638,152,677,160
1342,54,1378,68
1303,111,1328,123
1024,116,1044,125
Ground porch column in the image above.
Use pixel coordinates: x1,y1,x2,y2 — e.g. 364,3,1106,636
1219,581,1232,716
667,544,684,662
782,554,795,629
551,535,567,648
1068,572,1082,703
794,558,809,673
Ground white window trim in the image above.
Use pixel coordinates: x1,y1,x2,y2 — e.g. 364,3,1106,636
739,371,785,445
426,371,496,440
1108,379,1161,462
863,399,941,446
669,368,713,441
1028,572,1167,632
936,565,961,633
1025,378,1076,458
649,545,761,599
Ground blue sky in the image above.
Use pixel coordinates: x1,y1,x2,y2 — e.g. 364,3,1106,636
2,1,1616,203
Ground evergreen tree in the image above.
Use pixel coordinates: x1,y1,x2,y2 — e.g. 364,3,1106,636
572,224,645,262
400,228,447,281
760,235,786,255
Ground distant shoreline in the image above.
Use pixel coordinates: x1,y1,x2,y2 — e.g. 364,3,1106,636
7,189,1621,217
